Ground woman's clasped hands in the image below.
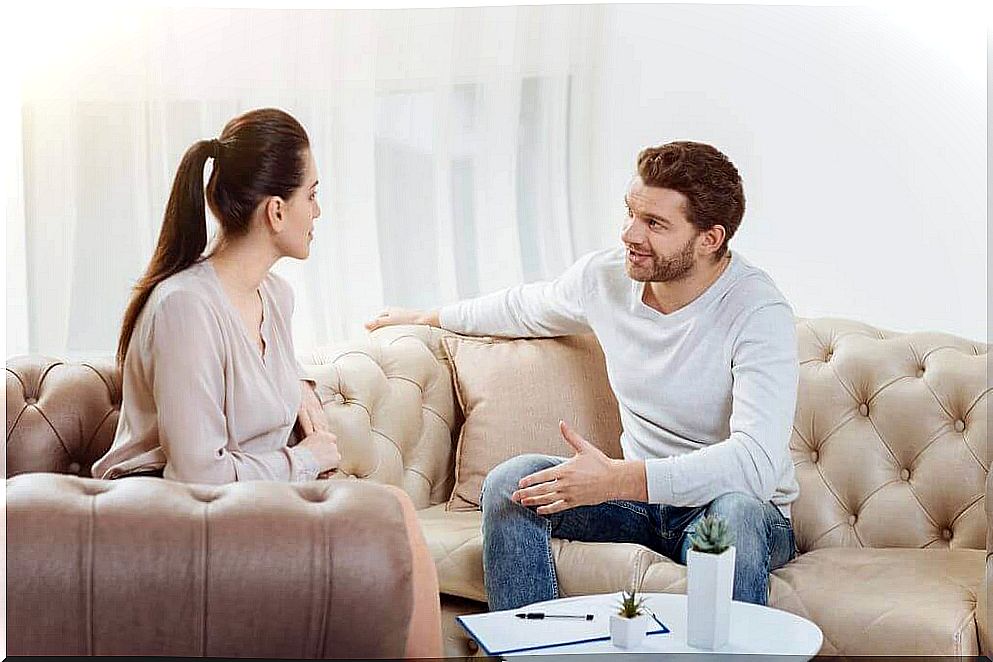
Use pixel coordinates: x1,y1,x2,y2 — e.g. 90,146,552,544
296,381,341,478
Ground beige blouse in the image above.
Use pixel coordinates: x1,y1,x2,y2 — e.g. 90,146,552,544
92,259,321,483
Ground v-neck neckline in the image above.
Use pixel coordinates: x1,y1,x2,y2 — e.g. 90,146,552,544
203,259,270,367
630,251,737,324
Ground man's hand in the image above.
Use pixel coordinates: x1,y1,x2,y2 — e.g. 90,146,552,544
296,380,330,439
364,307,440,332
511,421,647,515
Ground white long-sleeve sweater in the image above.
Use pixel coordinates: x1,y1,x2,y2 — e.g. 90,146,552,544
439,247,800,516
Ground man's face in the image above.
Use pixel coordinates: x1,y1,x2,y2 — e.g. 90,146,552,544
621,177,702,283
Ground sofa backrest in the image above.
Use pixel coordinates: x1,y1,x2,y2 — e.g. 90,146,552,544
298,319,993,551
359,319,989,551
5,355,122,478
6,318,988,550
4,328,461,510
791,318,988,552
300,325,459,508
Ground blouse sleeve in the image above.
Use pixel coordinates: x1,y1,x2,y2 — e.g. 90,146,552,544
150,290,316,483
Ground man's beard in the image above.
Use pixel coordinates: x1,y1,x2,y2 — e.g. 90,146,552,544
626,234,697,283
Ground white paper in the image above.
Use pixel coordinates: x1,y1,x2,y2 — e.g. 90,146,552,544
457,594,668,656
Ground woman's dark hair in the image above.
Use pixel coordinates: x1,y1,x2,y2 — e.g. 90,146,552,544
637,141,745,260
116,108,310,367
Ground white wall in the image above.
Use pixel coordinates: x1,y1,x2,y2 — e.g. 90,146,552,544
584,4,987,341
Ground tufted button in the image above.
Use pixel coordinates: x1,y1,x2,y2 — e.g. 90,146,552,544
67,462,81,475
899,468,910,481
24,397,37,405
189,489,218,503
810,450,819,463
941,529,952,540
953,419,965,433
916,368,924,378
300,489,328,503
824,351,833,362
848,514,857,525
858,403,869,417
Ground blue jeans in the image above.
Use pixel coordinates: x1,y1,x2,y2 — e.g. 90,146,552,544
480,454,798,611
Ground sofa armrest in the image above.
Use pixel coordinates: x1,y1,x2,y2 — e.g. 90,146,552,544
300,325,462,509
982,468,991,655
6,473,441,658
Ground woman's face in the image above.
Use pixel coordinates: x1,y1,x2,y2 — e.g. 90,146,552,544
275,148,321,260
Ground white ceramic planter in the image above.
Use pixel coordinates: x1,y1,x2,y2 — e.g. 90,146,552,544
609,613,650,649
686,545,736,650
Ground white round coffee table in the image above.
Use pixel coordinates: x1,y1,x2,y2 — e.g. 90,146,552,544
503,592,822,657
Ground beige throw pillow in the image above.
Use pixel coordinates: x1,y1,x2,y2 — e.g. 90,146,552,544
442,334,624,511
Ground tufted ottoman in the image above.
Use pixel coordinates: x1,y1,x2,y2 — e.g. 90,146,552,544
5,356,443,658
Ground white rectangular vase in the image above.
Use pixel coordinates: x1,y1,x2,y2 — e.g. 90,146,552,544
610,613,649,649
686,546,736,650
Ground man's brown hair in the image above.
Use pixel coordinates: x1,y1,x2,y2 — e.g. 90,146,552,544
637,141,745,260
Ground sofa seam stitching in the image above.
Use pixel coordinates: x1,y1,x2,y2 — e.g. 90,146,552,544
319,510,331,658
200,501,209,656
87,493,95,655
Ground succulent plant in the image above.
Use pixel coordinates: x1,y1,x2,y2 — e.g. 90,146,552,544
688,515,735,554
615,586,648,618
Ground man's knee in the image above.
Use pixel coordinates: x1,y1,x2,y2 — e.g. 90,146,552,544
706,492,766,531
481,454,557,506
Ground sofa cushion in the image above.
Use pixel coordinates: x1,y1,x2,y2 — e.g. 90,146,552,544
418,505,487,601
771,547,984,655
417,505,678,603
441,334,623,510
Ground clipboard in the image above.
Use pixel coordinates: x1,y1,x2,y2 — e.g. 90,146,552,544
457,601,670,656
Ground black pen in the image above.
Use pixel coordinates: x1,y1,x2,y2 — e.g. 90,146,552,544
515,612,594,620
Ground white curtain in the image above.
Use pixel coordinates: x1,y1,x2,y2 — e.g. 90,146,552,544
10,5,605,358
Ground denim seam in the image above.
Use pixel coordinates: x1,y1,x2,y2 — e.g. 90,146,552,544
544,516,559,598
769,506,799,558
764,543,772,602
608,500,650,520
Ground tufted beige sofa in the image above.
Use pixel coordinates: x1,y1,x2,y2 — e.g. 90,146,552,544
6,317,989,657
301,318,990,657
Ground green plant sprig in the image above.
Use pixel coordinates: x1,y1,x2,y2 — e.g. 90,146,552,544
615,587,648,618
687,515,735,554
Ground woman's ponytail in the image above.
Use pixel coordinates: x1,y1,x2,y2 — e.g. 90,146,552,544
117,108,311,368
116,139,214,367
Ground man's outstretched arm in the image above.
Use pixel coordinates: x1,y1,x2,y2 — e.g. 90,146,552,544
366,251,599,338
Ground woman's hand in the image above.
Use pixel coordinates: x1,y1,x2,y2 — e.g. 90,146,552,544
299,429,341,474
364,307,440,332
296,382,340,476
297,381,330,438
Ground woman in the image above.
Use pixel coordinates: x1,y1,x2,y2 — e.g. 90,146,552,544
88,111,444,658
92,108,340,482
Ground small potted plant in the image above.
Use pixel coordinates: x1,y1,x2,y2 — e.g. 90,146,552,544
609,583,651,648
686,514,736,650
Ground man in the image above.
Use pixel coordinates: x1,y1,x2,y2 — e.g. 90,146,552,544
366,141,799,611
